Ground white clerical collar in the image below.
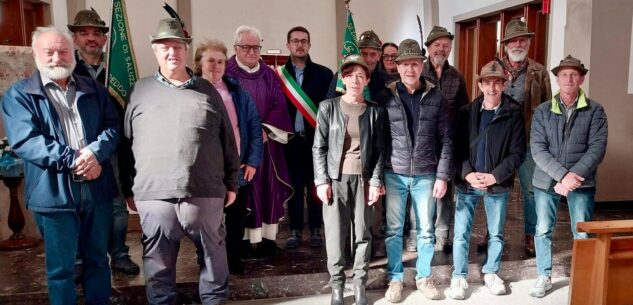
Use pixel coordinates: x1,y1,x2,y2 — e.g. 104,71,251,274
236,57,260,73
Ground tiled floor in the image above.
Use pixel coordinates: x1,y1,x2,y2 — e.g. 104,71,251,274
1,191,631,304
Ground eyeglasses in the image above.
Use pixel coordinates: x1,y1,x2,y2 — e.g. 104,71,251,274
235,45,262,53
382,54,397,61
289,39,310,45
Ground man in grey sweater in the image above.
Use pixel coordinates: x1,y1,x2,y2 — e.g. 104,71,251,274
124,19,240,305
528,55,608,298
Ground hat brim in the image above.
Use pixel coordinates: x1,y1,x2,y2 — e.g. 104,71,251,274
476,73,508,82
550,65,588,76
67,25,109,34
358,44,381,50
395,54,426,63
501,32,534,43
424,34,454,47
150,35,193,44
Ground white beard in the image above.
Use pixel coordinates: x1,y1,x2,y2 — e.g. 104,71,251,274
36,60,76,80
432,55,446,67
506,47,528,62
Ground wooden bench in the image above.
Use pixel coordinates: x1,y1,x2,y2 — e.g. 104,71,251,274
569,220,633,305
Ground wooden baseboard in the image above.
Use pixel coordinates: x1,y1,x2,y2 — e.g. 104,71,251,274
127,213,141,232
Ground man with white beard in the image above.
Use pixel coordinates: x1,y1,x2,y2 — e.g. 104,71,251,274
500,19,551,257
421,26,469,253
1,27,120,305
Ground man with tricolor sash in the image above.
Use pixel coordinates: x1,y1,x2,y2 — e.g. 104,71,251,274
278,26,333,249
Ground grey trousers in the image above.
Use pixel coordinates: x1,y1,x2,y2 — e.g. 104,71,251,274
323,175,374,286
434,182,454,239
137,197,228,305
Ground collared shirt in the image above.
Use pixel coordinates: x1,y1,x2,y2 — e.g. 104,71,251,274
480,100,501,113
41,73,86,150
154,69,197,89
293,63,305,134
235,57,260,74
75,50,105,81
558,95,579,121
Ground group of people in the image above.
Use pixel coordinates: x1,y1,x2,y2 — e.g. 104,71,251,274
0,7,608,305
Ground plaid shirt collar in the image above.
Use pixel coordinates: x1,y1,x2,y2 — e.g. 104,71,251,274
154,67,197,89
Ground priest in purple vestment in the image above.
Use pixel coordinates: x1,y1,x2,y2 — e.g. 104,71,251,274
225,25,294,255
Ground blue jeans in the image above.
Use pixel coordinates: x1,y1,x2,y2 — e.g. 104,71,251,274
384,172,435,281
452,187,509,278
534,186,595,277
518,148,537,235
33,183,112,305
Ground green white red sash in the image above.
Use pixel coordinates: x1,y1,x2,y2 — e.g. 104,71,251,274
276,66,317,128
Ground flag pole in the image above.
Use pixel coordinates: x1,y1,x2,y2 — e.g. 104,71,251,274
105,0,114,86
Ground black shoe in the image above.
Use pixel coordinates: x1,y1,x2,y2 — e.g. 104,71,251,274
310,228,323,248
330,286,344,305
353,283,368,305
111,255,140,275
228,258,245,275
256,239,280,257
477,238,488,253
286,230,302,249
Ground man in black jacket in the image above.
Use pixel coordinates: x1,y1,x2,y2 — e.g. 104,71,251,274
422,26,470,252
447,61,526,300
280,26,333,249
68,9,140,275
380,39,452,302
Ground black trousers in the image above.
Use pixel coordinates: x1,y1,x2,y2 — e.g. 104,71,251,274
225,184,250,262
287,135,322,231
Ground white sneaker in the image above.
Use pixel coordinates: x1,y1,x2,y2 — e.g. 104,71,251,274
447,277,468,300
484,273,506,295
529,276,552,298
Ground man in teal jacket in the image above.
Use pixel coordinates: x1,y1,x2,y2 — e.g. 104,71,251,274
1,27,120,305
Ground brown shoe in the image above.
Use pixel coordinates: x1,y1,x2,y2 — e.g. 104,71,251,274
525,234,536,257
385,281,404,303
416,277,441,300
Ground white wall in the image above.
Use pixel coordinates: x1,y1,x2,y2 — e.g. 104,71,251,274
352,0,423,46
190,0,337,71
547,0,566,93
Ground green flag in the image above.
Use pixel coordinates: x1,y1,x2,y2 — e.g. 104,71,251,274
107,0,138,107
336,9,370,100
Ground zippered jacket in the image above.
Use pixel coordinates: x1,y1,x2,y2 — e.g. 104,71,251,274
530,90,608,189
454,94,526,193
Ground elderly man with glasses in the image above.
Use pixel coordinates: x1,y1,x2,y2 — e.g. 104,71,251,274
225,25,294,257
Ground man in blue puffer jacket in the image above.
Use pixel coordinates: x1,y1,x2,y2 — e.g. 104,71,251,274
529,55,608,298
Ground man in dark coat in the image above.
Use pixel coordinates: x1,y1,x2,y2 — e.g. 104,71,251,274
448,61,526,300
68,8,140,274
280,26,333,249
